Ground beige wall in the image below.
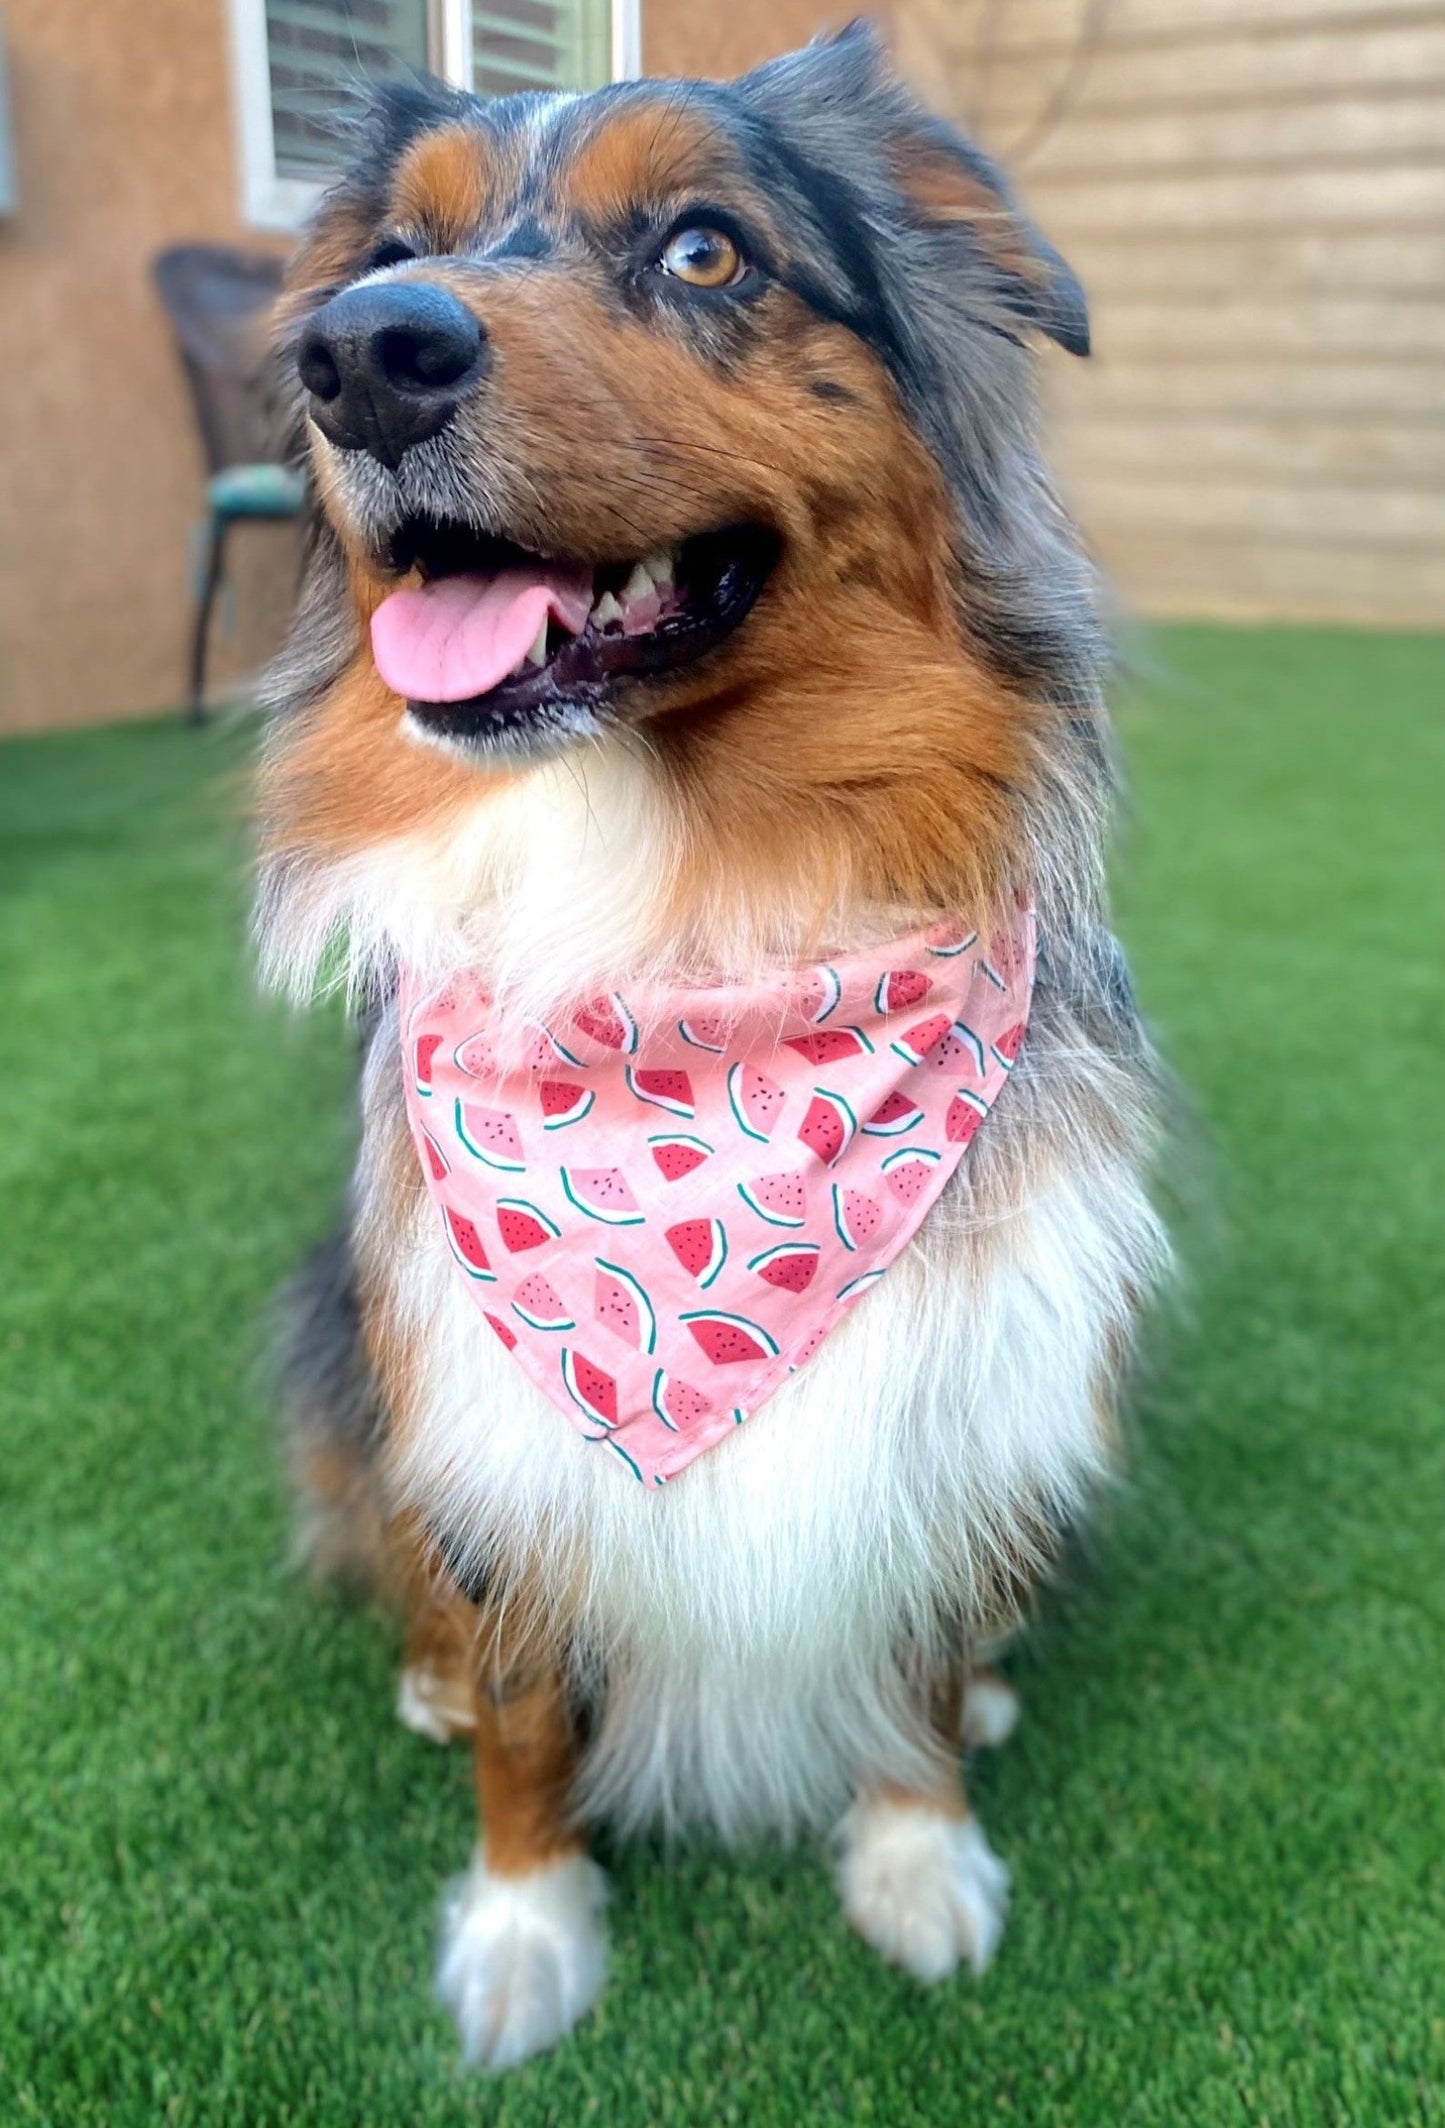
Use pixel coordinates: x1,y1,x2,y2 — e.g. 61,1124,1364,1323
0,0,854,737
896,0,1445,629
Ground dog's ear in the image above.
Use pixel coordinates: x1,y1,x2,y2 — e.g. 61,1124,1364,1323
884,116,1090,358
744,20,1089,358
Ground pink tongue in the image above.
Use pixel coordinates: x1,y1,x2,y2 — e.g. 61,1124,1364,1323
371,566,593,704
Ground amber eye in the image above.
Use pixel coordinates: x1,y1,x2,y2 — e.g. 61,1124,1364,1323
659,225,745,290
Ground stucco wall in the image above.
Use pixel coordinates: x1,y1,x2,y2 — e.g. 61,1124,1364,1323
0,0,858,737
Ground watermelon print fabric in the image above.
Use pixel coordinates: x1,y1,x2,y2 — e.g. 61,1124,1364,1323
398,915,1035,1488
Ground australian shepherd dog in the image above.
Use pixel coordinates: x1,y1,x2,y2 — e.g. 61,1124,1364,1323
257,22,1168,2071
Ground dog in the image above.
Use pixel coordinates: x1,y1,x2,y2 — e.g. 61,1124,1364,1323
256,23,1168,2071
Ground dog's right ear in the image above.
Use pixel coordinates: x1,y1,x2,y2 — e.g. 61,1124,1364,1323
743,21,1089,359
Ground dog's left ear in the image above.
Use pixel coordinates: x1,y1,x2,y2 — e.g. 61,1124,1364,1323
885,114,1090,358
745,20,1089,359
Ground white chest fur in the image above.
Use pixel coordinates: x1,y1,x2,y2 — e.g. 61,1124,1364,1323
379,1119,1152,1836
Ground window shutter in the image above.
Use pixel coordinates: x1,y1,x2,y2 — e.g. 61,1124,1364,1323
471,1,612,99
251,0,621,198
264,0,430,178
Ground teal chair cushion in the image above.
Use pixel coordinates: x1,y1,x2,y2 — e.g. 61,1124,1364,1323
206,463,306,519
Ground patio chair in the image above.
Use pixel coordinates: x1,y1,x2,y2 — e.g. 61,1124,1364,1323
153,244,306,723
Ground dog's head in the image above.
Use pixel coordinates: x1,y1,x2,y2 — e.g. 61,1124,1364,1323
264,25,1101,965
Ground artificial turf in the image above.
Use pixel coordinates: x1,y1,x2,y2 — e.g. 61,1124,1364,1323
0,625,1440,2127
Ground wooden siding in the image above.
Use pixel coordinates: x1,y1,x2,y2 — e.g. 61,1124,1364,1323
896,0,1445,628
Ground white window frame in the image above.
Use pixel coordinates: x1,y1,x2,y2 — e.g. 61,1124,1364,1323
227,0,641,235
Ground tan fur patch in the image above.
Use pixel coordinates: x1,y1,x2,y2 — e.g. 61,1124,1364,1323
873,1773,969,1820
259,650,495,864
391,125,499,250
472,1664,586,1874
563,98,735,222
890,138,1052,295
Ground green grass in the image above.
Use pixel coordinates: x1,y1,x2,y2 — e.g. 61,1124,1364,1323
1,627,1441,2127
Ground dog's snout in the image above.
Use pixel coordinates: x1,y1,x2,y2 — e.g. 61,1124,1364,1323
297,283,485,468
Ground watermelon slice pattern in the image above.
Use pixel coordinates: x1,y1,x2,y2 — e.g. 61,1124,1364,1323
399,911,1034,1487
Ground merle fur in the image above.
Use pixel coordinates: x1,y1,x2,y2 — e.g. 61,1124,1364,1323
277,1224,383,1466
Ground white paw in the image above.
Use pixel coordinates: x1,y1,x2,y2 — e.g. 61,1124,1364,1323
396,1663,473,1745
437,1850,608,2070
838,1799,1009,1982
961,1670,1020,1751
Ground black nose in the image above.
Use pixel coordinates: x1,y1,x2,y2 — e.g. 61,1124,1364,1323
297,282,485,468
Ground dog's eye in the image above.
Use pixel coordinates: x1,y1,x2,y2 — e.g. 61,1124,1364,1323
366,237,417,273
659,225,745,290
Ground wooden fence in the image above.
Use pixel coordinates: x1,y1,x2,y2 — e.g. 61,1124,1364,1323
896,0,1445,627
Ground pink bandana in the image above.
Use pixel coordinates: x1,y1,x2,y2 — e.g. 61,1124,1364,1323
399,915,1035,1487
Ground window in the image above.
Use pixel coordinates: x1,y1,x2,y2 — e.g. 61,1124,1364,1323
470,4,613,100
228,0,639,232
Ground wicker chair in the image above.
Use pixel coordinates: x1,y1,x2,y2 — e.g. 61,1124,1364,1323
153,244,305,723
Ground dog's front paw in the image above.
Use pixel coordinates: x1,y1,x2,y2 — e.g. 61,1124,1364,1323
437,1850,608,2070
838,1798,1009,1982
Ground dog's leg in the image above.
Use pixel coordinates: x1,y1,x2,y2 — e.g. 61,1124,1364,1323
838,1659,1010,1983
436,1622,607,2071
395,1578,478,1745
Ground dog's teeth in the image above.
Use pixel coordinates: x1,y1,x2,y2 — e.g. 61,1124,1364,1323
642,550,675,588
591,591,624,629
524,618,549,666
620,562,654,607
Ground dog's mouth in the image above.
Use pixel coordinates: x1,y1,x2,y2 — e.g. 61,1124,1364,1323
371,517,778,749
